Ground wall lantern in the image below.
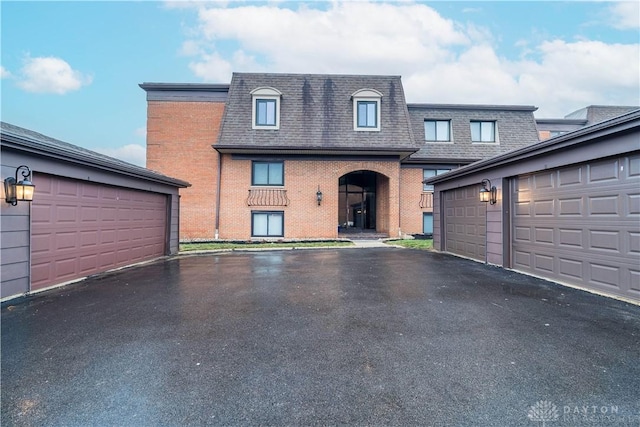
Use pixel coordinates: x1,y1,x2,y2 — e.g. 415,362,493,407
316,185,323,206
479,179,497,205
4,165,35,206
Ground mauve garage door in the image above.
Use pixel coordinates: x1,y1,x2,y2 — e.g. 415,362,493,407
31,174,167,291
512,154,640,302
443,185,486,261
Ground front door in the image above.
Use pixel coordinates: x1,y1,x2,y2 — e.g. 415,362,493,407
339,171,377,231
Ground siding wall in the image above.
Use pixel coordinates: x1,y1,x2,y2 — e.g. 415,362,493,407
1,154,31,297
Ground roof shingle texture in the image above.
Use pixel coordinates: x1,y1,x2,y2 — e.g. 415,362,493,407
217,73,417,151
407,105,540,161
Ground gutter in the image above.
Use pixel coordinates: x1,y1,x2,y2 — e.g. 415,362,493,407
1,133,190,188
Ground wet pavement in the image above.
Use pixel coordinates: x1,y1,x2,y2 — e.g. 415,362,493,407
2,248,640,426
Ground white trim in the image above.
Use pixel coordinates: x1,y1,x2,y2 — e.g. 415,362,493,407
352,89,382,132
251,87,282,130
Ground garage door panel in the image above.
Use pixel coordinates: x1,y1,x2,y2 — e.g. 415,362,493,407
630,232,640,254
629,154,640,176
31,175,167,291
628,194,640,215
558,257,583,279
559,228,582,247
589,159,619,182
534,172,554,189
512,154,640,302
559,167,582,186
534,254,554,273
630,271,640,293
589,195,619,215
590,263,619,288
559,198,582,216
534,200,554,215
589,230,619,252
443,185,486,261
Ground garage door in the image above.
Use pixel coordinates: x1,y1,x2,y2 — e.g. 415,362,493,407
31,174,167,290
443,185,486,261
512,154,640,302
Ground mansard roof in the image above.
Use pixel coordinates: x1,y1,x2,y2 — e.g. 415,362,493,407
216,73,418,157
406,103,540,163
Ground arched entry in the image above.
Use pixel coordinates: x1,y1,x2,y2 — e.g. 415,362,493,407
338,170,378,232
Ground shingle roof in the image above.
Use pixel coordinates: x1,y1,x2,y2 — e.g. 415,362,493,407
406,103,540,162
216,73,418,155
1,122,190,188
424,108,640,184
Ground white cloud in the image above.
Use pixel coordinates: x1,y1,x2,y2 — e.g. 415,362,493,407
0,66,11,79
96,144,146,167
608,1,640,30
181,1,640,118
185,2,468,79
17,56,92,94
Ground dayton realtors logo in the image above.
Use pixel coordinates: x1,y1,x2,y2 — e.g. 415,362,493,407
527,401,638,425
528,400,560,426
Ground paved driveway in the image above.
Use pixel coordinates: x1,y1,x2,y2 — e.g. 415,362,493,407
2,248,640,426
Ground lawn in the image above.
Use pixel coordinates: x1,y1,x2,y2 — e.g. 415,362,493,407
385,239,433,250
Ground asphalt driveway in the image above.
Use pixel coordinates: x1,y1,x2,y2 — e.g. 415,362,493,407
2,248,640,426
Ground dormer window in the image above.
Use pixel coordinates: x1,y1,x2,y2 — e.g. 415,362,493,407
251,87,282,130
352,89,382,131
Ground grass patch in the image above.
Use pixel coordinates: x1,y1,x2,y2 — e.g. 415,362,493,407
180,241,354,252
385,239,433,250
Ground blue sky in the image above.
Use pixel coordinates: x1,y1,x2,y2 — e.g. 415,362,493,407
2,1,639,166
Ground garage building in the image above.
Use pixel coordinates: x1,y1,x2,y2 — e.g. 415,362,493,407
1,122,189,301
426,110,640,304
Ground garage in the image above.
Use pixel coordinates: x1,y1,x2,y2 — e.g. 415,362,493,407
1,122,189,301
30,174,168,290
426,110,639,303
511,154,640,301
442,185,486,261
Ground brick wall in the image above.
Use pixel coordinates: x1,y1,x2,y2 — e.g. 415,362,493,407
146,101,224,240
145,101,429,240
218,157,402,239
399,168,433,235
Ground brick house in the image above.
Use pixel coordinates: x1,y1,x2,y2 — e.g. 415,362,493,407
141,73,539,241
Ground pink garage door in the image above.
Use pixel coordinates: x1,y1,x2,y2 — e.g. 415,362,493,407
31,174,167,291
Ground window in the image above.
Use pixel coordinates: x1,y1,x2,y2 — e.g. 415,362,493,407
549,130,567,138
424,120,451,142
470,121,496,142
251,87,282,130
423,213,433,235
252,211,284,237
352,89,382,131
423,169,450,191
252,161,284,186
256,99,276,126
357,101,377,128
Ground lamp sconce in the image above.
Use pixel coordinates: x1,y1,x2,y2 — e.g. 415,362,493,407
479,179,497,205
316,185,323,206
4,165,35,206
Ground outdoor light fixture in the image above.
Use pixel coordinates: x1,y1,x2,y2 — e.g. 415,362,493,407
316,185,323,206
479,179,497,205
4,165,35,206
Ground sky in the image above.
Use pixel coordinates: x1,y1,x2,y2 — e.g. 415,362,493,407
1,1,639,167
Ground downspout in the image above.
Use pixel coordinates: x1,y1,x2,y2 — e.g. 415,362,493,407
214,151,222,239
397,164,402,237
